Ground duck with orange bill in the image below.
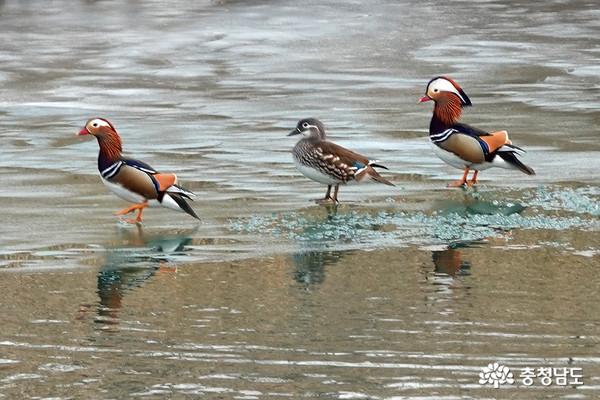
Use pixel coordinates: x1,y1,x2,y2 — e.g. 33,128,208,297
77,118,199,223
419,77,535,187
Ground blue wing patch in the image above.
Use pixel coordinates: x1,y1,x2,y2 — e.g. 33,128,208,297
477,139,490,155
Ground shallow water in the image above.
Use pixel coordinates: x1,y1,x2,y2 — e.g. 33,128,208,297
0,0,599,399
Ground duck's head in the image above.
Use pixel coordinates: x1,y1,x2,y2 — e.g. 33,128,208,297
78,117,119,138
419,76,472,107
78,117,122,160
288,118,327,140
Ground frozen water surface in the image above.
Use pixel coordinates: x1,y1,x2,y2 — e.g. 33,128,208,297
0,0,599,399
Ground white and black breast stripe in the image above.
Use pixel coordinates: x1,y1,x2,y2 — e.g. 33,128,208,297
101,161,124,179
430,128,457,144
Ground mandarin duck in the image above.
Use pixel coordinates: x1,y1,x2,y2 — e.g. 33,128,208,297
419,77,535,187
77,118,199,223
288,118,394,204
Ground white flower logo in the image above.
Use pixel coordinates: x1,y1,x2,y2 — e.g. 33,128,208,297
479,362,514,388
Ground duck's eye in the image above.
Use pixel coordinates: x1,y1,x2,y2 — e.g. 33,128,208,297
302,122,309,129
92,122,98,127
433,89,439,93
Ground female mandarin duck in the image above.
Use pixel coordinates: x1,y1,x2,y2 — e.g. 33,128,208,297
78,118,199,223
288,118,394,204
419,77,535,187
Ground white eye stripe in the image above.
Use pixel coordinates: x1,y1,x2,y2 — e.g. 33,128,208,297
300,123,319,131
429,78,466,103
89,118,111,128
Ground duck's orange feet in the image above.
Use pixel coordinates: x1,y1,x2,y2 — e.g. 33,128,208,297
115,204,142,216
448,168,469,188
121,211,144,224
115,202,147,223
315,197,337,205
467,171,479,187
448,180,467,187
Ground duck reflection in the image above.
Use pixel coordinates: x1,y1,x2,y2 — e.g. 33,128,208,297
431,243,472,277
292,249,348,287
290,205,351,288
422,242,475,304
429,191,525,277
436,191,526,217
91,226,193,329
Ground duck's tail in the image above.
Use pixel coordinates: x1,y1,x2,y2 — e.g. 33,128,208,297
355,161,395,186
497,148,535,176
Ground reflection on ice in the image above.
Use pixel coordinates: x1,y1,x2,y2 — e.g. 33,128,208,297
78,227,193,330
431,246,472,278
292,249,349,287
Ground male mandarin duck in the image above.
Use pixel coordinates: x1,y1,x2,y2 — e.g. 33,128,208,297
419,77,535,187
77,118,199,223
288,118,394,204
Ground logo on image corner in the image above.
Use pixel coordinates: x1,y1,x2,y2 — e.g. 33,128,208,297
479,362,515,388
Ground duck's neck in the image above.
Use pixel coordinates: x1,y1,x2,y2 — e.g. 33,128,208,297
97,132,123,170
307,131,326,143
430,95,463,134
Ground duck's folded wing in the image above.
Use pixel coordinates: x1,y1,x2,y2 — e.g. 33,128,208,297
310,141,372,182
442,123,510,162
438,129,487,164
319,141,393,185
121,157,195,198
107,162,159,200
479,130,511,154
